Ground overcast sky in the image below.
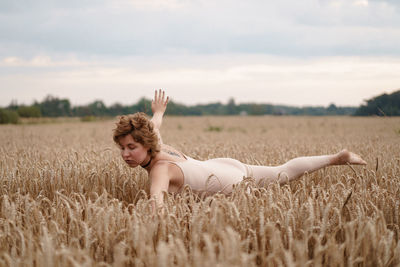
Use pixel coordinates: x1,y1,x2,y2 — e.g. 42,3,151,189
1,0,400,107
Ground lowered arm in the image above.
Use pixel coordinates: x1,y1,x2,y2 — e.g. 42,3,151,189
149,162,171,214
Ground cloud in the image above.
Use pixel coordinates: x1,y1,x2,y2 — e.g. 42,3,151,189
0,0,399,58
0,55,88,67
122,0,188,10
1,1,399,108
1,54,399,107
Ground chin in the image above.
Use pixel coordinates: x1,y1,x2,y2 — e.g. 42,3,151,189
125,161,138,167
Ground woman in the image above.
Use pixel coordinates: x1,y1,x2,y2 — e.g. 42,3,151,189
113,90,367,209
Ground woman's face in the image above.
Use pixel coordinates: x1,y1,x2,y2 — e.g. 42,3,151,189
118,134,149,167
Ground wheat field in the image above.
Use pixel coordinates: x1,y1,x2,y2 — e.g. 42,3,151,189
0,116,399,266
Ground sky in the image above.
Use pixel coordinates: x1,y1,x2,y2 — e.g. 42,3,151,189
1,0,400,108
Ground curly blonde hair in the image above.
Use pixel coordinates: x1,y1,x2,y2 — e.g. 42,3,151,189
113,112,160,158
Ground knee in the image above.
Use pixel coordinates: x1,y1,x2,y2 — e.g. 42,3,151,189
276,171,292,183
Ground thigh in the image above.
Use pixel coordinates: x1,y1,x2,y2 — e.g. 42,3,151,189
244,164,281,185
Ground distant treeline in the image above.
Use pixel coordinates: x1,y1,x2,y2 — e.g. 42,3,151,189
1,90,399,123
354,90,400,116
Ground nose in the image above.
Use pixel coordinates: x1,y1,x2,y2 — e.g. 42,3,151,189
121,149,129,159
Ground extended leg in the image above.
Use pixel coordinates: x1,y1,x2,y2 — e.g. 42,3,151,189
245,149,366,186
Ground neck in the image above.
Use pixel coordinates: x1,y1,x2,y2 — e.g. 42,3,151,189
140,155,152,169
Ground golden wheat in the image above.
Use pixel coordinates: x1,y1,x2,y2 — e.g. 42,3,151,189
0,116,399,266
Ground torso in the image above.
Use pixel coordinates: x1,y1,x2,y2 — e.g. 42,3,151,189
146,144,187,193
146,144,249,195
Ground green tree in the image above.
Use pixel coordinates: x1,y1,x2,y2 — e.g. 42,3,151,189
136,98,152,115
327,103,337,115
226,98,238,115
17,105,42,118
355,90,400,116
88,100,108,116
0,108,19,124
7,99,19,111
39,95,72,117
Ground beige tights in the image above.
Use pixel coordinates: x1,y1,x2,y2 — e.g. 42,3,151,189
245,154,335,186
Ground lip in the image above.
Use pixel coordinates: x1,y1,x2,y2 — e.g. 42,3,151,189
125,160,137,165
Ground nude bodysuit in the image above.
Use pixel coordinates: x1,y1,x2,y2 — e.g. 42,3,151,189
170,156,250,195
169,153,335,195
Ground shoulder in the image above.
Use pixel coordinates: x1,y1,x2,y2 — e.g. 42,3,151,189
160,144,186,159
152,160,173,168
149,160,184,186
149,160,174,178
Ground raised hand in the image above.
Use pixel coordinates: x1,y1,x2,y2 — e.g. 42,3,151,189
151,89,169,115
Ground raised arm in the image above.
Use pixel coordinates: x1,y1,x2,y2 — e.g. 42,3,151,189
151,89,169,144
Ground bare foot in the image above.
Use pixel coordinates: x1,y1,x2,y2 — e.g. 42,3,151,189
333,149,367,165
